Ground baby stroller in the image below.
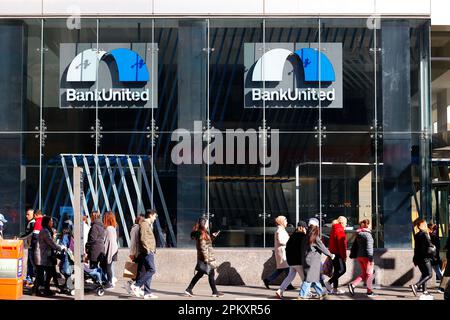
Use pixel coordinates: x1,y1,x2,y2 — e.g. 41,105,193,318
83,263,106,296
57,229,75,296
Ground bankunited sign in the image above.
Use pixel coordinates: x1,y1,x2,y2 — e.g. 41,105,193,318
244,43,342,108
59,43,157,108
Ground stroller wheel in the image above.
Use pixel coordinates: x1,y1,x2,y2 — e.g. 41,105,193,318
96,288,105,296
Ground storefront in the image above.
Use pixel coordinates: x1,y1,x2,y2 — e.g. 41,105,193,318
0,1,439,252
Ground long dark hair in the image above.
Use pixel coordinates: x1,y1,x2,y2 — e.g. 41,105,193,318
191,216,210,241
306,225,319,245
42,216,54,237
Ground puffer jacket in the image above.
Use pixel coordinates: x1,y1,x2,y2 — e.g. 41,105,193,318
34,227,63,267
192,231,217,269
85,218,105,262
355,228,374,259
328,223,348,259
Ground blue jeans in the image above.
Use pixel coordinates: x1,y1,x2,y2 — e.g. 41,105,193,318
266,268,289,283
299,281,324,297
135,252,156,295
89,268,103,284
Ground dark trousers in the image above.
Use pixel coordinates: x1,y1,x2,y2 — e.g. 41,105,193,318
34,265,45,292
26,248,36,280
34,265,58,293
328,255,346,289
187,269,218,294
266,268,289,283
416,260,433,291
135,252,156,295
44,266,59,291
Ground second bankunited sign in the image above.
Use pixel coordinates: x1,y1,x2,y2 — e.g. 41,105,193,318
59,43,158,108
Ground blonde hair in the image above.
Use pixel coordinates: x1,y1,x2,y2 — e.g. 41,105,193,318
275,216,287,226
331,219,338,225
337,216,347,226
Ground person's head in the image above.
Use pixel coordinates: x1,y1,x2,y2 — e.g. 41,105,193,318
275,216,288,228
308,218,320,228
297,221,307,233
34,210,43,219
359,219,370,229
42,216,53,230
191,215,210,240
337,216,347,228
26,209,34,222
307,225,320,245
135,214,145,225
91,211,101,222
414,218,427,232
144,209,158,224
103,211,117,228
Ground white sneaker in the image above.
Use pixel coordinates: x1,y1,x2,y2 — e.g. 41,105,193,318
124,281,132,294
324,281,333,293
143,293,158,299
112,277,118,285
130,284,142,297
275,289,284,299
140,288,145,296
332,289,345,295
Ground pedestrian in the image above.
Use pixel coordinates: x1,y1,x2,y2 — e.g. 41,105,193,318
410,218,435,296
348,219,376,296
19,209,36,286
263,216,294,290
82,215,90,254
85,211,105,270
33,216,65,296
0,212,7,239
428,223,443,282
276,221,307,299
125,214,145,294
128,209,159,299
102,211,119,289
184,215,223,297
298,218,334,300
325,216,348,295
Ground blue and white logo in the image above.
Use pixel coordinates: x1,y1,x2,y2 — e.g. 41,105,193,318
244,43,342,108
60,43,157,108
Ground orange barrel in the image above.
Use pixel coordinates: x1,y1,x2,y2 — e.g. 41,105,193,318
0,239,24,300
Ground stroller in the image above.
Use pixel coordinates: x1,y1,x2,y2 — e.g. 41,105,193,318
83,264,106,296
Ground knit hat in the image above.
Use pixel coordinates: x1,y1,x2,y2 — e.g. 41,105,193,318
308,218,319,227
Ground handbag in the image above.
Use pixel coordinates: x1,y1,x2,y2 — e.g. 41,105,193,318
349,239,359,259
322,256,333,277
123,261,138,279
195,260,212,274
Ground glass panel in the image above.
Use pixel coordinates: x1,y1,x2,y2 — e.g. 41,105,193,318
0,134,40,237
321,133,375,246
264,133,319,247
97,19,156,132
42,18,97,132
263,19,320,132
320,18,375,132
209,18,263,130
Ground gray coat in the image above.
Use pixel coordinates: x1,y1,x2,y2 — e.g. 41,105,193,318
303,237,332,283
34,228,63,267
355,228,374,258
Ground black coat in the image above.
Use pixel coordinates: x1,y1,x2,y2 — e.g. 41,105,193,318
85,218,105,262
285,231,305,266
445,234,450,260
413,230,435,266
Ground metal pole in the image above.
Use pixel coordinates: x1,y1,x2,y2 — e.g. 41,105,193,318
73,167,84,300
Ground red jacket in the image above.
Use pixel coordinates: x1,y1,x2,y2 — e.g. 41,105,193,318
33,216,43,233
328,223,347,259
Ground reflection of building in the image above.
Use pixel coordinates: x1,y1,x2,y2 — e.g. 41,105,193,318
0,0,449,255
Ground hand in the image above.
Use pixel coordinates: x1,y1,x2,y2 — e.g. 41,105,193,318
212,231,221,237
330,254,336,260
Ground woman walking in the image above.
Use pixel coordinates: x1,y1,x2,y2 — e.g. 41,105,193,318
428,223,443,282
33,216,65,296
263,216,294,290
348,219,376,296
298,218,334,300
410,218,435,296
85,211,105,269
184,215,223,297
325,216,348,295
102,211,119,289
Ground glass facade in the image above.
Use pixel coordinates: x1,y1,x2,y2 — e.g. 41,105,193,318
0,18,431,249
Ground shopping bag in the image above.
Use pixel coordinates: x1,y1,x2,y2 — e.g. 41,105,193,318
123,261,138,279
322,256,333,277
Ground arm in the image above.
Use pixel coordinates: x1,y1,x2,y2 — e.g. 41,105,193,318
316,238,332,257
277,229,289,246
338,232,348,260
43,230,63,252
199,239,209,262
367,234,374,262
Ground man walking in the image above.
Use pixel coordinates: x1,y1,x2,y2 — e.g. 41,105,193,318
129,209,158,299
19,209,36,286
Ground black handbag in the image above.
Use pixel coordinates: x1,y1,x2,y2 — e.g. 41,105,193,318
195,261,211,274
349,238,359,259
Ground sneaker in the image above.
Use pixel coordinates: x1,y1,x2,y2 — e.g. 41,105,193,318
139,288,145,296
184,289,194,297
315,293,327,300
367,291,376,297
297,295,310,300
348,283,355,296
437,288,445,293
422,290,430,295
263,279,270,289
324,281,333,293
143,293,158,299
130,284,142,297
410,284,417,297
332,288,345,295
275,289,284,299
124,281,133,294
212,292,224,297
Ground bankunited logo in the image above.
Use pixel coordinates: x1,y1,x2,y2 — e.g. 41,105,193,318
60,43,157,108
244,43,342,108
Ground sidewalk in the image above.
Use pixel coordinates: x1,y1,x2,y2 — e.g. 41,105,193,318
20,279,445,300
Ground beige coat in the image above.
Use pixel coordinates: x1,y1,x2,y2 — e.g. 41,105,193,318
274,226,289,269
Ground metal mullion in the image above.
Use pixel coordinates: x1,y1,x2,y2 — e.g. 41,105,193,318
116,156,137,223
94,155,111,211
82,155,98,211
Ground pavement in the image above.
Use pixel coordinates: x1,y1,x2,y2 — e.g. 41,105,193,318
19,279,446,301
